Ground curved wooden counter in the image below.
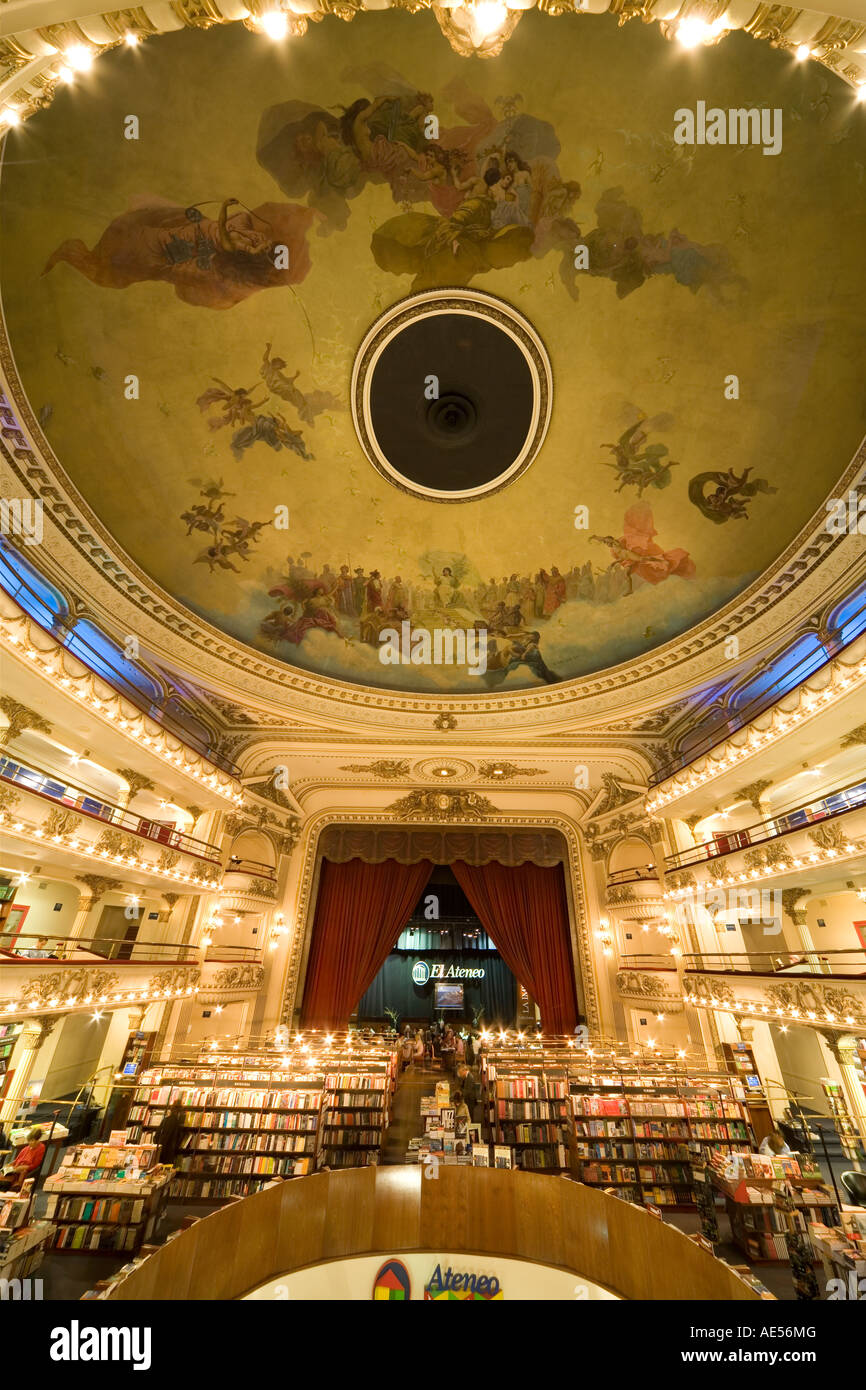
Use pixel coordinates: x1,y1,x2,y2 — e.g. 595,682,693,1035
104,1166,763,1301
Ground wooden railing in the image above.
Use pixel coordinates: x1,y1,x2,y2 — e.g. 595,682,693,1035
104,1165,763,1302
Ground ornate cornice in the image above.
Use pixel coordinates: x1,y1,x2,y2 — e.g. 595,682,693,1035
1,2,865,129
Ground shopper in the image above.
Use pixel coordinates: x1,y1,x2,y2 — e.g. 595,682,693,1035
458,1064,480,1122
155,1101,185,1165
401,1032,414,1071
759,1130,793,1157
441,1026,456,1074
452,1091,471,1126
413,1030,425,1066
0,1126,46,1190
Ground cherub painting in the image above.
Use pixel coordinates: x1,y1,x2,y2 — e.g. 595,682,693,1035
180,481,270,573
260,345,344,425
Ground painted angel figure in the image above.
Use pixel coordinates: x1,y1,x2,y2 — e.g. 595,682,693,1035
590,502,696,593
260,345,343,425
197,379,269,431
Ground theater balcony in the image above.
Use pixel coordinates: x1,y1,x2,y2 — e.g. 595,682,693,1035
615,957,683,1013
605,864,666,920
682,947,866,1036
199,947,266,1007
0,571,243,810
646,622,866,821
662,773,866,902
219,858,279,912
0,753,225,892
0,935,200,1023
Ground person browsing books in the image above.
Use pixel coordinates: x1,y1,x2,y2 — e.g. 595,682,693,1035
759,1131,792,1157
0,1126,46,1190
452,1091,471,1126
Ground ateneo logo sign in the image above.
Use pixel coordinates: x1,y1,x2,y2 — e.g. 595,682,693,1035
410,960,484,982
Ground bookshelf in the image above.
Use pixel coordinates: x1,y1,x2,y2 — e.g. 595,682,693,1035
126,1063,325,1199
0,1022,21,1103
126,1045,398,1194
320,1058,394,1170
479,1047,759,1206
39,1142,171,1254
484,1059,569,1173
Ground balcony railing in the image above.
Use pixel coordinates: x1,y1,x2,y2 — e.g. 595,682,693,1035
0,537,240,778
224,858,277,879
619,948,866,979
665,774,866,870
203,945,263,964
0,753,222,862
2,931,199,963
682,948,866,979
607,866,660,886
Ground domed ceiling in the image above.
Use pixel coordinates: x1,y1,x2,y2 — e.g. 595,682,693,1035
2,13,865,694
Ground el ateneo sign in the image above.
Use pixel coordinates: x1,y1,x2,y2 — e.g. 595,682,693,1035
411,960,485,984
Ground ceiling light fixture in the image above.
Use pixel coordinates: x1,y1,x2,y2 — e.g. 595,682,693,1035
64,44,94,72
259,10,289,39
675,17,728,48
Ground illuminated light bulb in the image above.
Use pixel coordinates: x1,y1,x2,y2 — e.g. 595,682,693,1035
470,1,508,41
2,108,21,127
65,44,94,72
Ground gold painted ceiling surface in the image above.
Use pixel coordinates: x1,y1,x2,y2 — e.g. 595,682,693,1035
1,13,865,693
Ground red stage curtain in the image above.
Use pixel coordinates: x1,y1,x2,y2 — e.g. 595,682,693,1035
301,858,433,1028
451,860,579,1033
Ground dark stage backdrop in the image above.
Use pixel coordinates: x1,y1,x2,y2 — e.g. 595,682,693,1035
357,951,516,1026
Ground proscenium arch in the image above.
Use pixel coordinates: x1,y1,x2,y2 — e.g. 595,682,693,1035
279,809,598,1032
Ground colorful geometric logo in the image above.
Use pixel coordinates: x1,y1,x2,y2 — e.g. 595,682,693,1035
373,1258,412,1301
411,960,430,986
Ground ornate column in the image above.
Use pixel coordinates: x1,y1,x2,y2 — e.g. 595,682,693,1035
782,889,819,972
0,1018,57,1124
68,875,123,944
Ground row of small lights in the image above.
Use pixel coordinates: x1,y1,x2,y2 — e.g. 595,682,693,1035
2,983,197,1019
0,621,243,803
665,841,863,900
684,991,859,1032
0,817,225,889
647,655,866,813
2,9,865,129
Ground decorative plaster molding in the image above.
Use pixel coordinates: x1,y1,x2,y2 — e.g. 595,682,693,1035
385,789,496,821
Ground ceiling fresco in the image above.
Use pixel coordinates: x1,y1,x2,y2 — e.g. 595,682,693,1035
1,13,865,694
